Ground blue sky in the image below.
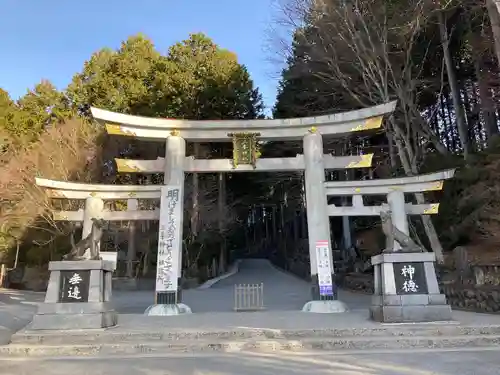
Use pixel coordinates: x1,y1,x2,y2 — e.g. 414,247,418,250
0,0,289,113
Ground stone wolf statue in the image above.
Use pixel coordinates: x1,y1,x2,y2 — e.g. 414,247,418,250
63,218,106,261
380,211,423,253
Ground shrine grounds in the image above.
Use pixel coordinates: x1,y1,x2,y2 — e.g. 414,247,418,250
2,259,500,374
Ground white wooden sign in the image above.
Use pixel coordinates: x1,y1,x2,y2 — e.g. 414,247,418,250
155,186,181,292
315,240,334,296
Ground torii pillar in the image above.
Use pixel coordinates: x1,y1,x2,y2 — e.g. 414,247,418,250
145,134,191,316
302,131,347,313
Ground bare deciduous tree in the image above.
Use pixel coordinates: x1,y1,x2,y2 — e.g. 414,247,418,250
0,118,105,262
273,0,450,262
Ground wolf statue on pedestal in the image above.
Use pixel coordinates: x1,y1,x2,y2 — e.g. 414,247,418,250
380,211,424,253
63,218,106,261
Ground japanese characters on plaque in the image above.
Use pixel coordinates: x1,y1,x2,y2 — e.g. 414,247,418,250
393,262,428,295
315,240,334,296
59,270,90,303
155,186,181,293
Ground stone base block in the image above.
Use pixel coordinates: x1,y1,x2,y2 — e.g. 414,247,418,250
30,260,117,330
302,300,348,313
370,293,453,323
144,303,192,316
156,281,182,304
29,311,117,330
370,251,453,323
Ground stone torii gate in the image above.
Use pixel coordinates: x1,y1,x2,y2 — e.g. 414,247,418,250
89,101,398,315
35,178,162,225
33,99,456,325
325,169,456,322
30,98,460,329
326,169,455,250
34,178,162,273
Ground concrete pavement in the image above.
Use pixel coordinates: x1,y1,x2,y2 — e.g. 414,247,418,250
0,289,43,344
2,260,500,374
2,349,500,375
113,259,370,313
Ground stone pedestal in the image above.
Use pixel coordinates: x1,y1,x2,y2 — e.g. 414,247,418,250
29,260,117,330
304,273,348,313
145,284,192,316
144,303,192,316
302,300,348,313
370,252,452,323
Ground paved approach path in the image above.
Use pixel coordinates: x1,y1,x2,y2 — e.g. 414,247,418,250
113,259,369,313
0,259,369,327
1,259,369,338
0,289,43,344
2,350,500,375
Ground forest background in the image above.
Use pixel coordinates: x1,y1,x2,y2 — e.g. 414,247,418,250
1,0,499,281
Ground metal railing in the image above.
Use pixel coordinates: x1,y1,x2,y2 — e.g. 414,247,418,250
233,283,265,311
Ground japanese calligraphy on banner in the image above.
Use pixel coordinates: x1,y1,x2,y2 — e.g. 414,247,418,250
155,186,181,293
315,240,334,296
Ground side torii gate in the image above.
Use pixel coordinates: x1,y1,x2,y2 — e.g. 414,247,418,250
325,169,455,322
326,169,455,250
34,178,162,275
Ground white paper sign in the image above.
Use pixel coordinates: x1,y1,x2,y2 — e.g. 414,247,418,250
100,251,118,270
315,240,334,296
155,186,181,292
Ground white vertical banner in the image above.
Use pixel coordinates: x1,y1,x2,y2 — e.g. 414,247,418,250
315,240,333,296
155,186,181,293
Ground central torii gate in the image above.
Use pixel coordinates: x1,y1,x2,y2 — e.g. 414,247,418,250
88,101,397,314
33,100,455,325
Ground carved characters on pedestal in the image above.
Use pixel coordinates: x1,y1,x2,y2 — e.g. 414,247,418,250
59,270,90,303
392,262,428,295
67,272,83,299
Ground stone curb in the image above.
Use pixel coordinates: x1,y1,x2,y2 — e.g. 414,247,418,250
2,334,500,357
0,327,12,346
11,325,500,345
197,260,241,290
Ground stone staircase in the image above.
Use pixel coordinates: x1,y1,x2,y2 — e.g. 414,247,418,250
3,323,500,357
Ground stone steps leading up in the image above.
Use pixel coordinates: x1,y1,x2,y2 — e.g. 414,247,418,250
3,324,500,357
10,324,500,345
2,334,500,357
